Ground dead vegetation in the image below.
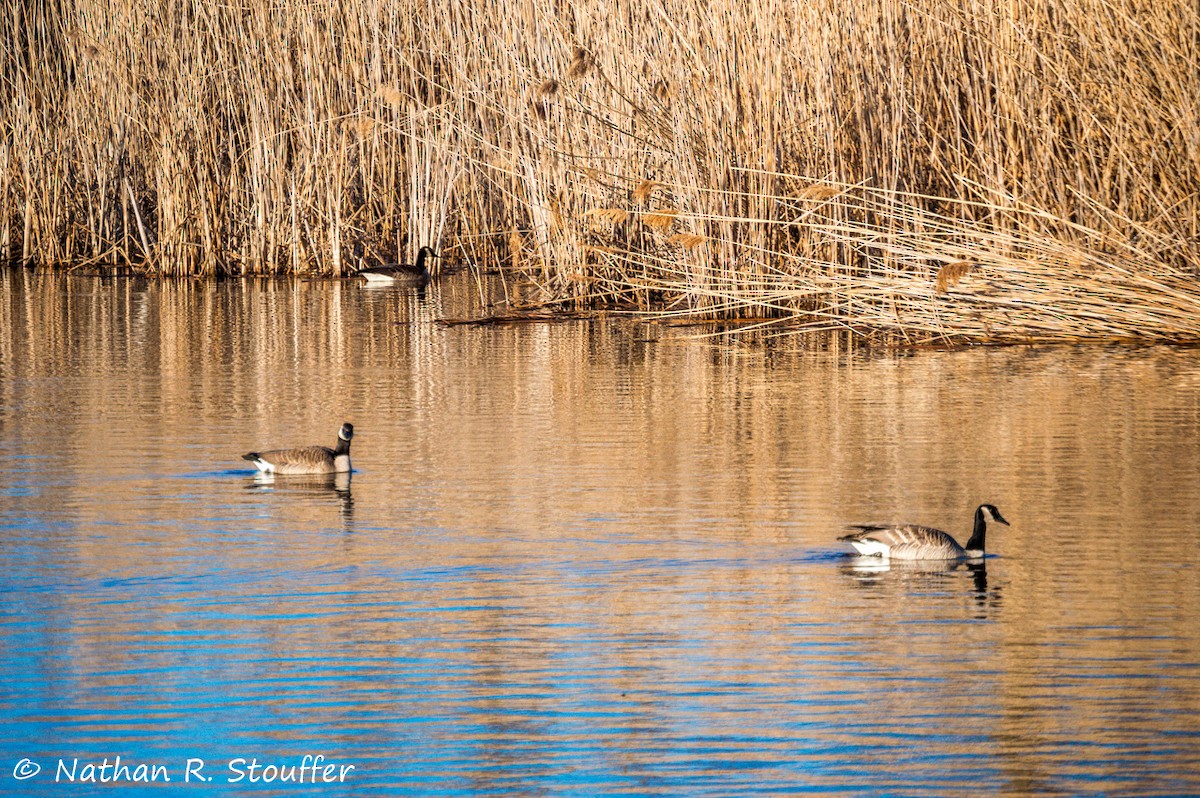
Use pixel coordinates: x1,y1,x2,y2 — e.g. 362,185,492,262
3,0,1199,341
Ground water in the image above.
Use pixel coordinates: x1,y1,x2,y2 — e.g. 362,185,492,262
2,270,1199,794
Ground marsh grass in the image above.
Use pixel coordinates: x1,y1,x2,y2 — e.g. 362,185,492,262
3,0,1198,340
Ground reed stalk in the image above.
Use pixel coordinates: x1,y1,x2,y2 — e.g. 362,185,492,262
2,0,1198,340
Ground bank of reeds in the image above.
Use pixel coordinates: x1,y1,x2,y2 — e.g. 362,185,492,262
3,0,1198,341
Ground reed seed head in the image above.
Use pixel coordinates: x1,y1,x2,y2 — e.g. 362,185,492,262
798,185,841,201
668,232,708,251
641,208,679,231
633,180,658,204
568,47,592,80
935,261,976,293
375,85,405,106
585,208,629,232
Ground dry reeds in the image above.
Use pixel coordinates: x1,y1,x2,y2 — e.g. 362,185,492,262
3,0,1198,341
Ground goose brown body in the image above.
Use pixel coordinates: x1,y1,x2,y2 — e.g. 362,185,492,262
839,504,1008,560
358,246,438,285
242,423,353,475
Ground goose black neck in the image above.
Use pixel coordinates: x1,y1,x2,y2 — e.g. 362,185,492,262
415,247,431,270
334,435,352,455
964,507,987,552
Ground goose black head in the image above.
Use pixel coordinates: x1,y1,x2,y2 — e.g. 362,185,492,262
339,423,354,441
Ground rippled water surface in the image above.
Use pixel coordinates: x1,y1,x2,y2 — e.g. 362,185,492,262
2,270,1200,795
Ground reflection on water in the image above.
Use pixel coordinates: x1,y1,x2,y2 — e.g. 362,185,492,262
248,472,355,524
842,558,999,618
2,269,1200,794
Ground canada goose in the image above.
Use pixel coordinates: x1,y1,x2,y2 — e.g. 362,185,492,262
358,246,438,285
839,504,1009,560
242,422,353,475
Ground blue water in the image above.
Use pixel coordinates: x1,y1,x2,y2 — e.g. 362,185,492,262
2,271,1199,794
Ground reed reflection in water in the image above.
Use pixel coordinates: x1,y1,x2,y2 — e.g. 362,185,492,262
1,270,1199,795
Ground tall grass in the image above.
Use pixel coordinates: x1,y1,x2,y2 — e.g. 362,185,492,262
3,0,1198,340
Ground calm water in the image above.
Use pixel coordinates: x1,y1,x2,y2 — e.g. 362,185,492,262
2,270,1199,795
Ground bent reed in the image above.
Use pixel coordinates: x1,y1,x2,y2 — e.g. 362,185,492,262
4,0,1199,342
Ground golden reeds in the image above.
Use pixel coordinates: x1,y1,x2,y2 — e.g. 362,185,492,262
2,0,1199,340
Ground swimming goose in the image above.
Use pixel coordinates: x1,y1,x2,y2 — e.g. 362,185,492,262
839,504,1009,560
358,246,438,285
242,422,354,475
